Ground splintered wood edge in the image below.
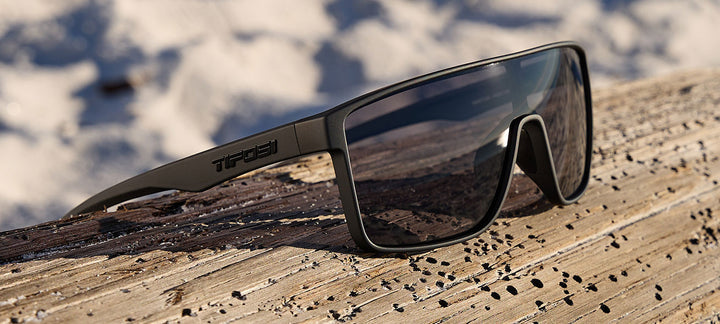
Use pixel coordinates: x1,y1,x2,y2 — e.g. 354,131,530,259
0,69,719,323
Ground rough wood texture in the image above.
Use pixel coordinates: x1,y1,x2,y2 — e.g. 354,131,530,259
2,70,720,323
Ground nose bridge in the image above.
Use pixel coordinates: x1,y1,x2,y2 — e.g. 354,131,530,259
514,115,565,204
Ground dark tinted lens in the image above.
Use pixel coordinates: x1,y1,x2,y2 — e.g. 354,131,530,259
345,64,513,247
535,49,587,197
344,47,587,247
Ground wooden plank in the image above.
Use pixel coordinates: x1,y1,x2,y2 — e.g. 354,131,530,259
1,69,719,323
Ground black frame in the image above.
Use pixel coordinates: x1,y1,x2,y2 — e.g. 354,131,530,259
64,41,593,253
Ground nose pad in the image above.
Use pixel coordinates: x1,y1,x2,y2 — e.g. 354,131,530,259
514,120,564,204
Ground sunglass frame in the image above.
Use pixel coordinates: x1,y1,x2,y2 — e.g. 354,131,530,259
64,41,592,253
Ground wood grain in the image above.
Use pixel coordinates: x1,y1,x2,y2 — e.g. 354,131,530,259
1,70,720,323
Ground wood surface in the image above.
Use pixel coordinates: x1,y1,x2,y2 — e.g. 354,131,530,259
1,70,720,323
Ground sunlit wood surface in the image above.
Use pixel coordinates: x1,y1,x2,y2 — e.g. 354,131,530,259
1,70,719,323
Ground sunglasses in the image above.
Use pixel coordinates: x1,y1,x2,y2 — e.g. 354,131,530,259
65,42,592,253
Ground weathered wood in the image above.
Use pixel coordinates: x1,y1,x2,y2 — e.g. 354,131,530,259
1,70,720,323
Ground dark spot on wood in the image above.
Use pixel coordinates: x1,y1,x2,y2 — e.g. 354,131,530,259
609,274,617,282
231,291,246,301
419,278,427,283
436,281,444,288
219,309,226,314
612,185,620,191
552,267,558,272
181,308,192,317
621,270,628,276
685,247,693,254
559,282,567,288
505,234,514,240
441,261,450,266
610,241,620,248
572,275,582,283
600,303,610,313
655,293,662,301
566,224,574,230
438,271,446,277
426,257,437,264
422,270,431,276
586,283,598,292
689,238,700,245
535,300,543,308
563,296,574,306
438,299,449,307
491,292,500,300
447,275,456,281
465,256,472,262
655,284,663,292
506,285,518,295
482,263,492,270
562,272,570,278
380,279,392,290
626,154,634,162
135,258,146,263
10,268,20,274
327,295,335,301
531,279,544,288
480,285,490,292
528,234,537,239
679,85,694,94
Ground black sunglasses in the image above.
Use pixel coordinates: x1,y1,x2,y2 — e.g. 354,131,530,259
65,42,593,253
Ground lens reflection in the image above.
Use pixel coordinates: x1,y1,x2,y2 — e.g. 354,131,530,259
534,49,587,197
344,47,587,247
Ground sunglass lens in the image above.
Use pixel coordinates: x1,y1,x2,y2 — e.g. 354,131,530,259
344,46,589,248
344,64,513,247
534,48,588,197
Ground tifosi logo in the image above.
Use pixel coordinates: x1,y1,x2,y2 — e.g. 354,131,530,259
212,140,278,172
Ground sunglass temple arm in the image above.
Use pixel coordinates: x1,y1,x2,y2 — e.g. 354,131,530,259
63,117,332,219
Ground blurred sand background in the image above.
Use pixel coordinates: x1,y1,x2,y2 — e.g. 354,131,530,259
0,0,718,230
